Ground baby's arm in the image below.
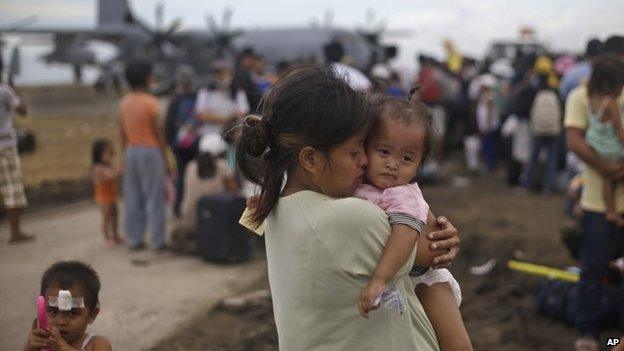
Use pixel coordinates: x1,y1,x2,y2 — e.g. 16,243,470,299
372,224,419,282
358,224,418,318
357,184,428,318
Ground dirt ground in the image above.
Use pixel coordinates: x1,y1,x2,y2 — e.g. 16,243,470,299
152,173,622,351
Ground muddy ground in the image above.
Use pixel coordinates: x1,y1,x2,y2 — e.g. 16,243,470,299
152,173,621,351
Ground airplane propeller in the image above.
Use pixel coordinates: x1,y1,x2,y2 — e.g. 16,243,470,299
205,7,242,56
126,2,182,61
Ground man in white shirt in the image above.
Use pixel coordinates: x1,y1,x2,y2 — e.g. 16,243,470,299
0,77,32,244
324,41,372,92
195,60,250,136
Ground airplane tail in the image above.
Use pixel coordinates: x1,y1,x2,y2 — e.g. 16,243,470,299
97,0,133,28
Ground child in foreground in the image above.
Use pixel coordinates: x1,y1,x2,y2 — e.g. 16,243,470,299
24,261,111,350
356,96,472,350
91,139,123,247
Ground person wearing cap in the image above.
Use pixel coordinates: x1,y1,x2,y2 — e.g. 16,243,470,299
560,38,603,100
195,59,250,137
165,65,199,217
179,134,238,231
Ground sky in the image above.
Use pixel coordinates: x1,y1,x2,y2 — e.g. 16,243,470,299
1,0,623,85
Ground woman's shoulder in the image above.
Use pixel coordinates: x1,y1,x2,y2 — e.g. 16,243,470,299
307,194,388,231
292,191,377,211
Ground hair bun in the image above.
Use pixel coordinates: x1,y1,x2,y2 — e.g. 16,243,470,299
243,114,270,157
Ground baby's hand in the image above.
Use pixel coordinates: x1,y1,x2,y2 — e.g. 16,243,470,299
47,327,78,351
25,318,50,350
357,278,388,319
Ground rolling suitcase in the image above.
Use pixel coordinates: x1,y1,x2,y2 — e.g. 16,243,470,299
196,194,250,263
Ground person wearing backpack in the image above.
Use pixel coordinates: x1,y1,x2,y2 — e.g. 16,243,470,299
524,63,563,194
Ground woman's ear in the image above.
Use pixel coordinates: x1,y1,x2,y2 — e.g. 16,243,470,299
298,146,321,174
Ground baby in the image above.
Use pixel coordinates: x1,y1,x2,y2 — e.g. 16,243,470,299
356,97,471,350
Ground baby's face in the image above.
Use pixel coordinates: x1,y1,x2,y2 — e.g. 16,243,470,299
365,118,425,189
44,283,97,345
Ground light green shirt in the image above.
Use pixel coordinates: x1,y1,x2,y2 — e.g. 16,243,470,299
265,190,439,351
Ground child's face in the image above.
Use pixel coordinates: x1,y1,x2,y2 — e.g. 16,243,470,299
44,283,98,345
365,117,425,189
101,145,114,164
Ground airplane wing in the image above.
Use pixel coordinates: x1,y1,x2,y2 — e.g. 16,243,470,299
0,27,126,43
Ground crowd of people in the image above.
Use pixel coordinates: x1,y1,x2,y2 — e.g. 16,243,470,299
6,31,624,349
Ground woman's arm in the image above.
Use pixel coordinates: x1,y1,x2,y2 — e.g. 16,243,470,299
567,127,624,180
331,199,460,276
414,212,461,267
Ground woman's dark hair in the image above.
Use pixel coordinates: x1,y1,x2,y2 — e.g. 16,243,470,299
91,139,110,165
197,152,217,179
236,65,376,225
124,61,152,89
41,261,101,311
588,54,624,97
375,96,434,168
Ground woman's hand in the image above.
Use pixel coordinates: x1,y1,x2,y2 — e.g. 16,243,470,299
427,216,460,268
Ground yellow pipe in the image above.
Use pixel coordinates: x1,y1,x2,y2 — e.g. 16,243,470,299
507,260,580,283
